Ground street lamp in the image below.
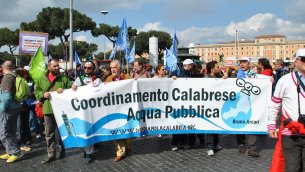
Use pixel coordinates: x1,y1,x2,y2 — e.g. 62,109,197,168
101,10,109,60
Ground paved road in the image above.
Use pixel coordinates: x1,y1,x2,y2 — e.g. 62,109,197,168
0,134,275,172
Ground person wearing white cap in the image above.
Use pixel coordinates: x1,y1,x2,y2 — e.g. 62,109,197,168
268,48,305,171
169,58,197,151
236,57,259,157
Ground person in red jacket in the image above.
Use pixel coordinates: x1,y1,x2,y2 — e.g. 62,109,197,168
258,58,273,76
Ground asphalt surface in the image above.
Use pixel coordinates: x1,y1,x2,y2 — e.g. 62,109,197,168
0,134,276,172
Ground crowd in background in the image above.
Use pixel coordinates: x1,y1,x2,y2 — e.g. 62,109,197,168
0,55,297,164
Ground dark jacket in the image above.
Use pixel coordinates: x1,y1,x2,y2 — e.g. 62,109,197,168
169,68,201,78
273,67,289,94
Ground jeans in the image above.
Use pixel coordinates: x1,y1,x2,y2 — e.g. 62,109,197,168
0,109,21,155
29,105,43,135
206,134,219,150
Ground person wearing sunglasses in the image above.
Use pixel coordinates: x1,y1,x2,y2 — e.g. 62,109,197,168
153,64,166,78
71,61,102,163
268,48,305,171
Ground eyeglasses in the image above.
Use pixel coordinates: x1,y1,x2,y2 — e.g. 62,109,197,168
84,67,92,70
298,57,305,63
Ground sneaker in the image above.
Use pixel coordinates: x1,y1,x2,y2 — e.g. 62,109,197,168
6,152,24,163
238,144,245,154
207,149,215,156
36,134,42,139
214,145,223,150
157,134,162,138
0,154,10,160
20,146,32,152
171,146,179,151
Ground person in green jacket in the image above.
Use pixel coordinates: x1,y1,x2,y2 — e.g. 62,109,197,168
34,59,71,164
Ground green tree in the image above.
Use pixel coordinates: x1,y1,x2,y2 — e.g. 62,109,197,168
0,28,19,54
91,23,137,47
136,30,172,56
20,7,96,51
74,41,98,58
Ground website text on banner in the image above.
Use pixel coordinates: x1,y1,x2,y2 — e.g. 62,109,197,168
50,78,272,148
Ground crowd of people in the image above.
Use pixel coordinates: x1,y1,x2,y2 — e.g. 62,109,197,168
0,49,304,171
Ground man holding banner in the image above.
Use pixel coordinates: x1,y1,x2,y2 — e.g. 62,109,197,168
236,57,259,157
72,61,102,163
105,60,132,162
34,59,71,164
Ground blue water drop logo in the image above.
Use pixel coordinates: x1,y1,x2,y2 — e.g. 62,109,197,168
221,92,252,129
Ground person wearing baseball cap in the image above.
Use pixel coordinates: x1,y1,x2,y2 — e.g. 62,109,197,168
236,57,259,157
268,48,305,171
169,58,198,151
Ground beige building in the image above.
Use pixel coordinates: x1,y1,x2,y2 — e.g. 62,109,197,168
193,35,305,65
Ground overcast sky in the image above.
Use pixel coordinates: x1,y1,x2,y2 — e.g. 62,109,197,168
1,0,305,54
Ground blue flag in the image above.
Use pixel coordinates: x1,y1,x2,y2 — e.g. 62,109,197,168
109,45,117,60
165,31,178,71
170,30,178,58
116,18,129,51
75,51,81,65
165,48,177,71
126,39,135,63
109,18,130,60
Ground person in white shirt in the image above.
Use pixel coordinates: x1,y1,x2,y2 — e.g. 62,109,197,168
71,61,101,163
268,48,305,171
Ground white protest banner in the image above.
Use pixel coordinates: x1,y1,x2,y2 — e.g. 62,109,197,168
50,78,271,148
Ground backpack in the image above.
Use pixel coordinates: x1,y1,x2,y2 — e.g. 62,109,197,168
6,73,30,102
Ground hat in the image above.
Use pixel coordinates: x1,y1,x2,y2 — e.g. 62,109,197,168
239,57,249,61
295,48,305,58
2,61,14,69
23,66,30,71
183,59,194,65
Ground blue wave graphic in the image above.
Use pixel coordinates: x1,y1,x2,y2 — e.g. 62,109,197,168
168,109,227,130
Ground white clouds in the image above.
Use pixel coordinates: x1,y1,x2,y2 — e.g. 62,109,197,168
138,22,169,32
175,13,305,47
75,35,88,42
0,0,55,29
225,13,275,37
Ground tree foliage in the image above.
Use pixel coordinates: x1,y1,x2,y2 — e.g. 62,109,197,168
48,41,98,59
91,23,137,47
135,30,172,56
20,7,96,49
0,28,19,54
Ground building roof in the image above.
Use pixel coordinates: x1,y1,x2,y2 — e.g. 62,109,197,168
255,34,286,39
